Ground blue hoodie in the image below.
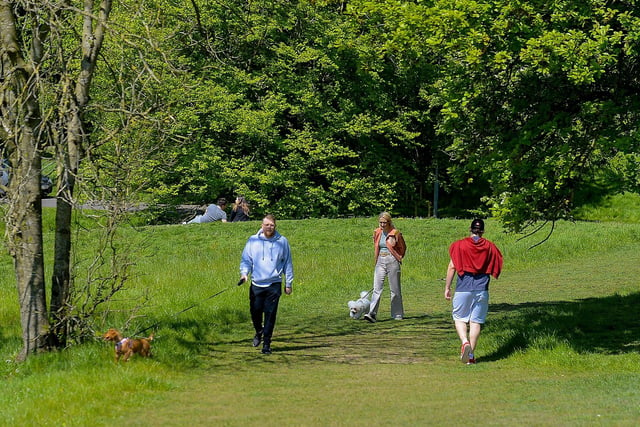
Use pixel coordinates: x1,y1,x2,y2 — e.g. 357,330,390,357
240,229,294,288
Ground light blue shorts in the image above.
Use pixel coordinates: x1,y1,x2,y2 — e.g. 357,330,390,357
452,290,489,324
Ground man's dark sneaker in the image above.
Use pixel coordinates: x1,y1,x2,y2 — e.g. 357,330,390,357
261,346,272,355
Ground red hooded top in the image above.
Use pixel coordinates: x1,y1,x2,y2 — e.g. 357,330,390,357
449,237,503,279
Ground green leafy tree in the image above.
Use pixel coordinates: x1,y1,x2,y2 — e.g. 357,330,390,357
425,0,640,232
104,0,640,229
1,0,115,358
142,0,443,218
1,0,176,358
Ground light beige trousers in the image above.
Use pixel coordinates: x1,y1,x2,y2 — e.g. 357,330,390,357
369,254,404,319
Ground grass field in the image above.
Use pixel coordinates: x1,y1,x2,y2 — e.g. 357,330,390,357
1,209,639,426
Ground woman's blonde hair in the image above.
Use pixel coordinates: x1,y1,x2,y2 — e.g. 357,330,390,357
379,211,393,225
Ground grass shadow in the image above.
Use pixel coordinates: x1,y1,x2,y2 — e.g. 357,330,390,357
196,311,457,368
484,292,640,361
101,292,640,368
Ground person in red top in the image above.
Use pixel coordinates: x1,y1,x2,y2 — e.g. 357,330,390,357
444,219,503,364
364,212,407,323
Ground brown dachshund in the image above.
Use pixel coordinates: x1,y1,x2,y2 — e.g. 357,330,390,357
102,328,154,362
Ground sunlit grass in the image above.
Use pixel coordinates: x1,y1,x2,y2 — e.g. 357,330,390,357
573,192,640,223
1,206,639,425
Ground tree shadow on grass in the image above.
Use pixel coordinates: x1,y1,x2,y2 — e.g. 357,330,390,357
271,313,453,365
158,308,456,367
118,293,640,368
483,292,640,362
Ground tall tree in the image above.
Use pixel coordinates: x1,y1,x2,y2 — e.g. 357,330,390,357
50,0,113,347
1,1,49,359
102,0,640,227
424,0,640,232
1,0,113,358
144,0,442,218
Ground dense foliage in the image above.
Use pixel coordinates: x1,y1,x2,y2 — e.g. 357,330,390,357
91,0,639,230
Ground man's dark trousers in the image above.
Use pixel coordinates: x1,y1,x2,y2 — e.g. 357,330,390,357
250,282,282,347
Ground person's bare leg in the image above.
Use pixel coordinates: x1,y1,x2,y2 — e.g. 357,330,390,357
469,322,482,352
455,320,469,344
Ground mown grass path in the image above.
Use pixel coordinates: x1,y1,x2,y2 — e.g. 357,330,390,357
2,218,639,426
131,243,640,426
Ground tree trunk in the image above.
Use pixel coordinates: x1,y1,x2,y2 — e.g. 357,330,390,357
49,0,112,346
50,112,80,346
50,192,73,345
10,153,48,361
1,1,49,360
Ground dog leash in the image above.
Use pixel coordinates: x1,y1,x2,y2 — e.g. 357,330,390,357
351,288,373,299
133,278,245,337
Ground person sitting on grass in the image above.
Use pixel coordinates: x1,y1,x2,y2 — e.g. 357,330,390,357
185,198,228,224
230,196,250,222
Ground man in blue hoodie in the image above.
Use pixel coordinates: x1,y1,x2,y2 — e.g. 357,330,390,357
239,214,294,354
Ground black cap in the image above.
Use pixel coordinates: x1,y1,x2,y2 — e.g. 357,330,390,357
470,219,485,232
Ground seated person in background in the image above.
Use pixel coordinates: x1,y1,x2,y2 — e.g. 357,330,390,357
230,196,250,222
186,198,228,224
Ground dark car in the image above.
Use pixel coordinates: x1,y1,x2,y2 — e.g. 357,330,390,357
0,160,54,198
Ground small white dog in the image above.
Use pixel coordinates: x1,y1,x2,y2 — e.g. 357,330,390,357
348,291,371,320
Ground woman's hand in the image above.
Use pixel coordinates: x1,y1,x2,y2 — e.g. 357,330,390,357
387,235,396,247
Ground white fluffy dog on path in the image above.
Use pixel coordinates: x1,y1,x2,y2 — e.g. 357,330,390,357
348,291,371,320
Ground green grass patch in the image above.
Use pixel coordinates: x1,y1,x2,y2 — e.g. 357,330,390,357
1,214,639,425
573,192,640,223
